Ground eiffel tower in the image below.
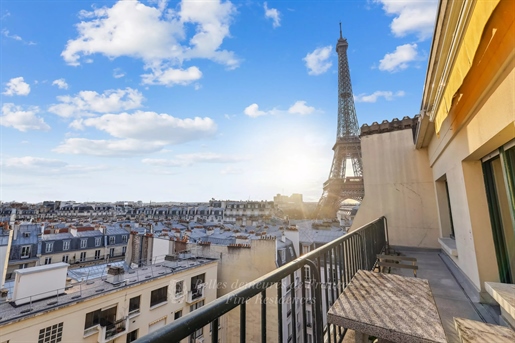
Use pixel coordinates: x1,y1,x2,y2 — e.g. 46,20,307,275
316,25,364,219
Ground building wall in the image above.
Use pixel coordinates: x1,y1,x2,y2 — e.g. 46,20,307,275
0,261,218,343
426,59,515,291
195,239,280,343
351,128,441,248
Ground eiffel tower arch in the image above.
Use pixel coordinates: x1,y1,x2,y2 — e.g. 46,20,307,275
317,26,364,219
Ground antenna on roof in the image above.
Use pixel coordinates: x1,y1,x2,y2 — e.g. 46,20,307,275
339,22,342,38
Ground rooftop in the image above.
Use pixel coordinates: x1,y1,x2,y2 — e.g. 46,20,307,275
0,256,217,326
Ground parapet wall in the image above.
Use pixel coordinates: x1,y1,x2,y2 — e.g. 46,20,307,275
360,115,419,137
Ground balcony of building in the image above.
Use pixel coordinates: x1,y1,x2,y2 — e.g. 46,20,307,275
132,216,513,343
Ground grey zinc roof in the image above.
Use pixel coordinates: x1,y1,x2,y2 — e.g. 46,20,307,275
74,230,103,237
105,227,129,235
41,232,74,241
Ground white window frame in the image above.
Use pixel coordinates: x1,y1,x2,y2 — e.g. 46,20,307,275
63,240,70,251
95,237,101,247
109,236,115,245
80,251,86,262
175,281,184,297
80,239,87,249
21,245,31,258
62,255,69,263
122,235,128,243
44,257,52,265
45,242,54,253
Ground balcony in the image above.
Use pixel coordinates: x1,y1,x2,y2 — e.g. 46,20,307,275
133,216,501,343
134,217,387,343
100,317,128,343
187,284,205,303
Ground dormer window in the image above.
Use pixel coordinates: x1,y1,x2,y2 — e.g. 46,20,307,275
23,232,30,238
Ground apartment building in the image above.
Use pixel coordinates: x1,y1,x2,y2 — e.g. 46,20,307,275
5,222,130,280
352,0,514,301
0,255,218,343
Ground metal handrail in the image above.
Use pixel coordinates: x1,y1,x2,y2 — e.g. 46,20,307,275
135,216,387,343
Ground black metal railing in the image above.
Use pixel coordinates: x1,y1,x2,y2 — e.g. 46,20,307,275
135,216,387,343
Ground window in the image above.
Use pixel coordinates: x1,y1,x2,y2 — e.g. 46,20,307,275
189,300,204,312
175,281,184,296
80,239,87,249
20,263,28,269
483,143,515,283
306,310,312,327
109,236,115,245
110,248,115,257
95,237,101,247
63,240,70,251
44,257,52,265
122,235,128,243
84,306,117,329
80,252,86,262
281,249,286,262
45,242,54,253
94,250,101,260
129,296,140,314
190,328,203,343
126,329,138,343
304,266,311,281
302,245,310,255
174,310,182,320
38,322,63,343
21,245,31,258
190,273,205,290
150,286,168,307
122,246,127,255
62,255,69,263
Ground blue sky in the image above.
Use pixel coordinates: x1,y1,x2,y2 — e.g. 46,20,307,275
0,0,438,203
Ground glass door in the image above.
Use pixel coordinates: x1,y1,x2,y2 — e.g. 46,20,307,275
483,144,515,283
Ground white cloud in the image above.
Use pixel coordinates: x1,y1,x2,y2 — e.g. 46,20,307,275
48,87,144,118
1,28,21,41
379,43,418,72
244,103,268,118
143,152,245,167
303,46,332,75
141,66,202,86
75,111,217,143
245,101,319,118
52,78,69,89
61,0,239,77
264,2,281,28
2,77,30,96
113,68,125,78
54,138,166,156
221,166,244,174
354,90,405,103
2,156,107,174
288,101,315,115
375,0,438,41
1,103,50,132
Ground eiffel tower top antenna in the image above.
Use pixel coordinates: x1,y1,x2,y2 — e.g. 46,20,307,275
339,22,342,39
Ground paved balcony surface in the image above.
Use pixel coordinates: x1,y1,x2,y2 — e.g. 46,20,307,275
340,248,500,343
387,249,499,342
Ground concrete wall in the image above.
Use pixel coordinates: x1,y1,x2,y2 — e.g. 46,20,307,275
426,59,515,291
351,128,441,248
195,239,280,343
